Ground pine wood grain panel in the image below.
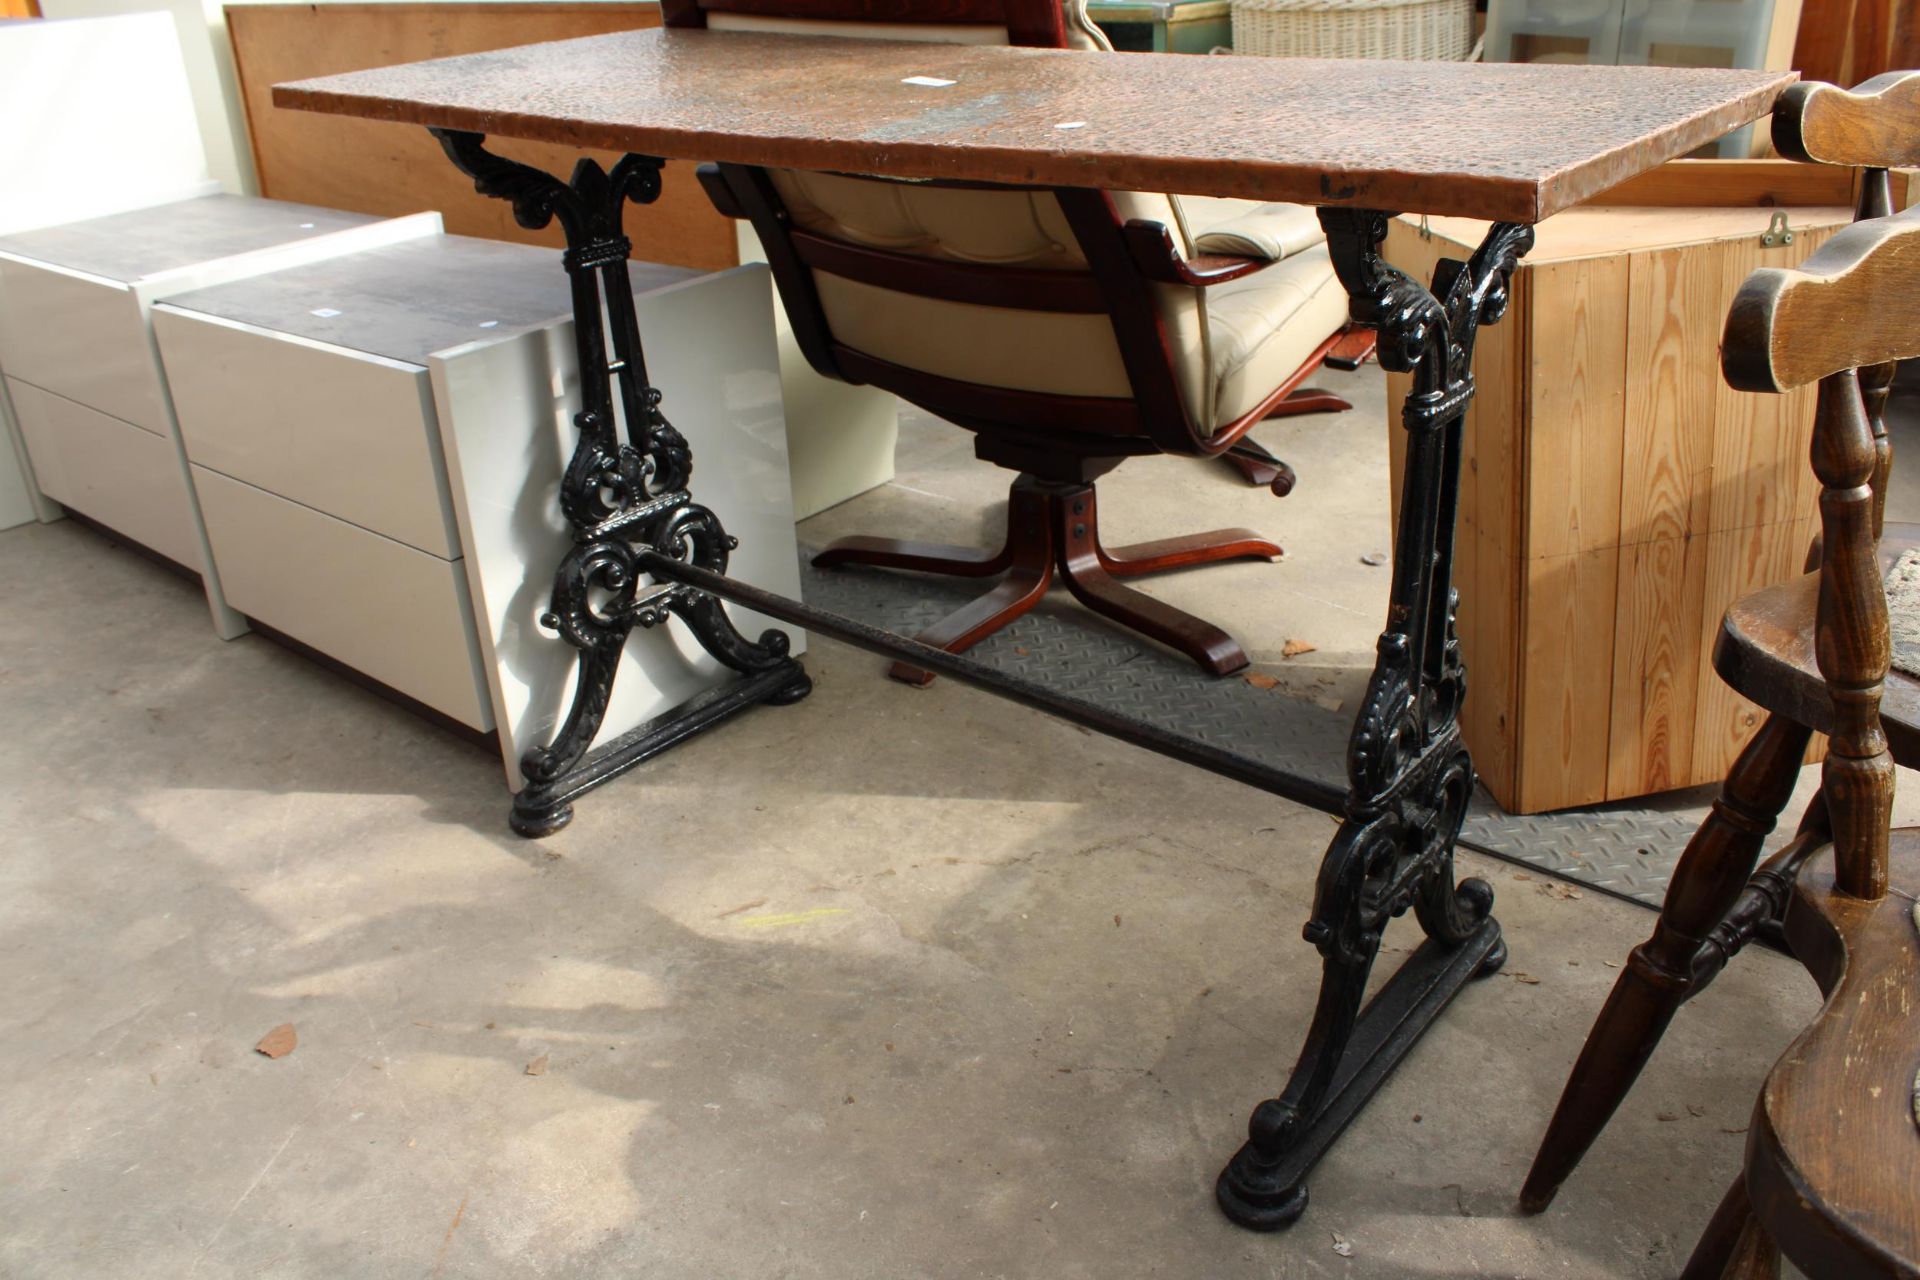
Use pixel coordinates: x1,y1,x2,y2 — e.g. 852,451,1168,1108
1523,254,1627,560
1690,512,1823,787
1585,159,1856,210
1384,204,1858,810
1708,228,1835,536
1607,529,1710,797
227,4,738,271
1456,518,1525,805
1455,272,1525,802
1500,200,1607,811
1516,546,1620,811
1458,262,1523,565
1620,244,1723,547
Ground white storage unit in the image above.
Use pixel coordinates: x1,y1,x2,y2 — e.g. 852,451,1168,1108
0,194,436,633
154,235,805,776
735,221,898,519
0,11,223,533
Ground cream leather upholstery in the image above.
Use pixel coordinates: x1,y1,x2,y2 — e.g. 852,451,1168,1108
723,1,1345,434
1183,197,1327,263
1206,246,1349,423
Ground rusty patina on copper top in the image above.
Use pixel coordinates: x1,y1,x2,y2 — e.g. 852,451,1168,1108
273,28,1793,223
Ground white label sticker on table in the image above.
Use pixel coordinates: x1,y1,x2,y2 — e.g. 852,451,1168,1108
310,308,342,318
901,75,956,87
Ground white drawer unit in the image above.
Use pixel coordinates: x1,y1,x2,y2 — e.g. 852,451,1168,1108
189,466,492,729
155,235,806,769
5,377,200,568
0,11,225,534
0,194,441,634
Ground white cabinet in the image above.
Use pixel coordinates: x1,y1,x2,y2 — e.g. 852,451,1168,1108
0,195,437,633
0,11,222,533
155,234,806,776
4,378,200,567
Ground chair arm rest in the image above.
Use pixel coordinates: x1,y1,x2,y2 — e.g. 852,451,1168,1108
1122,219,1270,286
1187,201,1326,262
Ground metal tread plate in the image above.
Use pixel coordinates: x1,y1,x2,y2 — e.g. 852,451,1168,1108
799,553,1746,910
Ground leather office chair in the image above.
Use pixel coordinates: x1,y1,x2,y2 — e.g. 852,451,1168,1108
679,0,1373,683
1519,74,1920,1278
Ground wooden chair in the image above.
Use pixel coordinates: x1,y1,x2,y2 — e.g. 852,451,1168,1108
677,0,1374,683
1518,74,1920,1277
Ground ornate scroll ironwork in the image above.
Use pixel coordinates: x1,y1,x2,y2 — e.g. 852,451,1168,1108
1215,209,1533,1230
434,131,810,837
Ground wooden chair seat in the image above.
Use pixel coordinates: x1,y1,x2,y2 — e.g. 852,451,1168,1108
1735,833,1920,1279
1716,545,1920,766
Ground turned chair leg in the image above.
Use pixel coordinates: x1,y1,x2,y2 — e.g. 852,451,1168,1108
1520,714,1813,1213
1682,1175,1782,1280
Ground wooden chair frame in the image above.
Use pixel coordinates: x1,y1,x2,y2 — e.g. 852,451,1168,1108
673,0,1371,680
701,165,1365,461
1522,71,1920,1280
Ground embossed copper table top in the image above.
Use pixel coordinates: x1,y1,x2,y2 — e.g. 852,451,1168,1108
273,27,1794,223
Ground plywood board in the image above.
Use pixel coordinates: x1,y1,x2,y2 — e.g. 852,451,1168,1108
227,4,738,272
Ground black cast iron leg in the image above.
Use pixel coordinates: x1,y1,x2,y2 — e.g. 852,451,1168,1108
1216,210,1532,1230
433,130,810,837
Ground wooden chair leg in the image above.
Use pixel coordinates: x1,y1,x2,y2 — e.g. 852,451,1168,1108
811,535,1013,578
833,473,1269,683
1520,714,1813,1213
887,484,1054,686
1263,387,1353,417
1056,506,1250,676
1220,448,1288,490
1682,1175,1781,1280
1099,528,1282,576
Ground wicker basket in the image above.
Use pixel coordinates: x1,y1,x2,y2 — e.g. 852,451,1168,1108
1231,0,1475,60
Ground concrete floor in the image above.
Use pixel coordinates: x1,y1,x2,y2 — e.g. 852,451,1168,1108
0,365,1841,1278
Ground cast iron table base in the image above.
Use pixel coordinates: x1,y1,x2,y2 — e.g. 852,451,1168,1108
436,129,1528,1231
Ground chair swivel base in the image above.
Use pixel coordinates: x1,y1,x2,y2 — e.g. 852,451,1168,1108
1218,387,1353,490
812,474,1280,685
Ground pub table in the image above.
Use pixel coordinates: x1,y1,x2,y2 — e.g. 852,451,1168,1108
274,33,1791,1231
